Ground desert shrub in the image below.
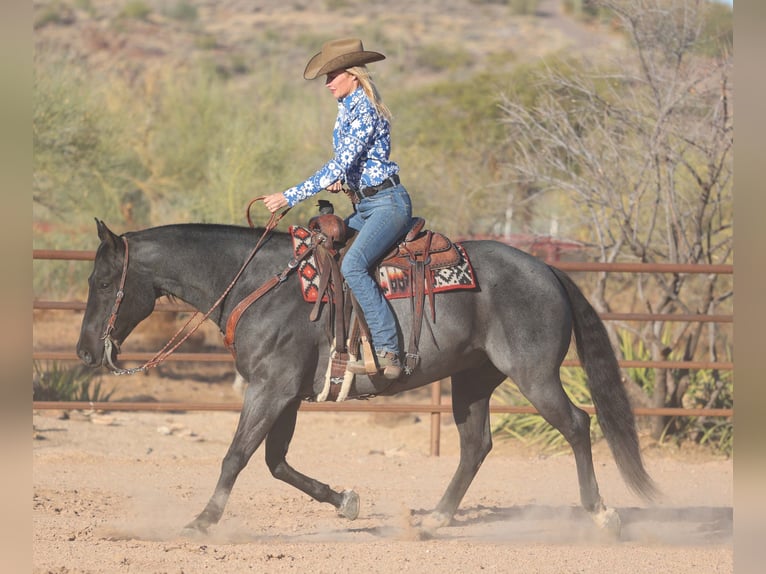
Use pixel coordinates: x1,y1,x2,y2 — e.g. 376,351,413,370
119,1,151,21
698,1,733,57
33,57,143,245
672,368,733,455
34,1,76,29
508,0,539,16
164,0,198,22
194,33,218,50
33,361,113,402
415,43,475,74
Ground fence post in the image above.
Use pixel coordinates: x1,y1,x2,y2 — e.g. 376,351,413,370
430,378,443,456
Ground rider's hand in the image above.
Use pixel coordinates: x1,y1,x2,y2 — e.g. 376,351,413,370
326,181,343,193
263,192,288,213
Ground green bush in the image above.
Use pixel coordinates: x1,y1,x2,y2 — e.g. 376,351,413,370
33,361,113,402
508,0,539,16
665,366,733,456
415,43,474,73
164,0,198,23
619,329,733,456
34,1,75,29
120,1,151,20
194,33,218,51
698,1,733,57
33,57,143,258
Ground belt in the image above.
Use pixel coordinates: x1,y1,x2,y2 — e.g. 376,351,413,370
355,174,400,199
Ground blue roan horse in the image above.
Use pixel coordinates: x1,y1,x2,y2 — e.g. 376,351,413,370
76,219,658,536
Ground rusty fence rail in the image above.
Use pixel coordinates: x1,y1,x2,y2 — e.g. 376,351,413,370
33,249,734,455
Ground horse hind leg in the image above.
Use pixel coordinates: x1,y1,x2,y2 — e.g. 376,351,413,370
264,400,359,520
514,369,621,536
421,364,504,534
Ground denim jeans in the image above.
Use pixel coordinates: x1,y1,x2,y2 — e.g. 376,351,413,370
343,184,413,355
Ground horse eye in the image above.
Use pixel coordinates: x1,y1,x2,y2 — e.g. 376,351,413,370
99,281,110,290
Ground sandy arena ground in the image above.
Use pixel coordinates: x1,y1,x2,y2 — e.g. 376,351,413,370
33,379,733,574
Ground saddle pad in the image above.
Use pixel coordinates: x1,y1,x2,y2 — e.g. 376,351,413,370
289,225,477,303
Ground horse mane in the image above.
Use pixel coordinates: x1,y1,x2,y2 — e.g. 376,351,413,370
161,293,181,304
126,222,272,237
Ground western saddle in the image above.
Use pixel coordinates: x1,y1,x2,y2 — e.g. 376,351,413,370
306,210,462,400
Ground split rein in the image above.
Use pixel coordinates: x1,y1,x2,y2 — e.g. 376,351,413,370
100,198,298,375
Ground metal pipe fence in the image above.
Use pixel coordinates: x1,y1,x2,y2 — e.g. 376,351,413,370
33,249,734,455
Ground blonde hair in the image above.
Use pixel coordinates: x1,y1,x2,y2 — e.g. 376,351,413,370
347,66,392,122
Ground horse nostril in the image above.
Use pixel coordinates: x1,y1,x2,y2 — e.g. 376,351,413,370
77,348,93,366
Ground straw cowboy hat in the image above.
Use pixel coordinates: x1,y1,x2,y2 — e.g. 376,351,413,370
303,38,386,80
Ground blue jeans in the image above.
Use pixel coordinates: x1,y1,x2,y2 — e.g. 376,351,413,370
343,184,413,355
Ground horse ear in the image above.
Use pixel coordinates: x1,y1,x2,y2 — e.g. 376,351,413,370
95,219,120,247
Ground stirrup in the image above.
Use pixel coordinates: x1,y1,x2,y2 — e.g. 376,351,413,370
346,349,402,379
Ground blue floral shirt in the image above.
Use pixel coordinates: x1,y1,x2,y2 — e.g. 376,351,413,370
283,87,399,207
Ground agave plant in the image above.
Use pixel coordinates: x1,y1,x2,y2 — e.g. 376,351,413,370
32,361,114,403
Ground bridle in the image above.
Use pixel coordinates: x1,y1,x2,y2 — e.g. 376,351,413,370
100,235,132,374
99,199,290,375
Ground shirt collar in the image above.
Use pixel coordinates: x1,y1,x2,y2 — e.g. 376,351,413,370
338,86,365,110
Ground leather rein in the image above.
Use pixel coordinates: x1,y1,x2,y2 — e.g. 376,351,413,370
100,198,294,375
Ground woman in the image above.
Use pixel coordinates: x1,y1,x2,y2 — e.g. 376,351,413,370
263,38,413,379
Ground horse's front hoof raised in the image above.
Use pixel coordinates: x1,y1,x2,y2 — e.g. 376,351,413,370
338,489,360,520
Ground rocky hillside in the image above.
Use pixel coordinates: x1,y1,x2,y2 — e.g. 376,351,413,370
33,0,619,87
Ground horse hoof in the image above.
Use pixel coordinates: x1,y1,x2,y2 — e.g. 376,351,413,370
338,489,360,520
420,511,450,535
181,520,208,538
591,506,621,538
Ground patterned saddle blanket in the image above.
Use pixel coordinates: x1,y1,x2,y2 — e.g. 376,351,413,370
288,225,477,302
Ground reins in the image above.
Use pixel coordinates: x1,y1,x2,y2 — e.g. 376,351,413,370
101,198,290,375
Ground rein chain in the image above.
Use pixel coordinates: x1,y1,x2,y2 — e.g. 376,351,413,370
101,199,291,375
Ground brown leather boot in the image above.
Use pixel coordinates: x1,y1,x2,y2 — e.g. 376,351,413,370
346,349,402,379
376,350,402,380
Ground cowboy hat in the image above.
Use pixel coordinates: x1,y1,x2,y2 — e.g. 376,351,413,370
303,38,385,80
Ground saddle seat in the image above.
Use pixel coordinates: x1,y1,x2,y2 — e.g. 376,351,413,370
309,214,461,271
379,217,461,271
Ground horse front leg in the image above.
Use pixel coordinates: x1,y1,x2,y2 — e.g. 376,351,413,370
265,400,360,520
184,385,290,534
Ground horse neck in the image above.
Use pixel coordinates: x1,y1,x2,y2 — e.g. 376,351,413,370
133,225,292,317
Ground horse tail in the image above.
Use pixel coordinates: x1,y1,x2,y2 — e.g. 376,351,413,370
550,266,659,502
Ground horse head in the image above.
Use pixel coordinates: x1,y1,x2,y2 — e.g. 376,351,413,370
76,219,157,371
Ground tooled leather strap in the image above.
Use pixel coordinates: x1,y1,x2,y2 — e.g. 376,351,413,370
223,244,316,355
101,236,130,341
405,231,434,373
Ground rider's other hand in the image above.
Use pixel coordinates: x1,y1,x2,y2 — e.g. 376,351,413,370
263,193,288,213
326,181,343,193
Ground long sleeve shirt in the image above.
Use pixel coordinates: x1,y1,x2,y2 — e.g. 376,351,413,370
282,87,400,207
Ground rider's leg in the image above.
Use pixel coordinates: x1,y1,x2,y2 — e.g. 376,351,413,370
343,185,412,378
